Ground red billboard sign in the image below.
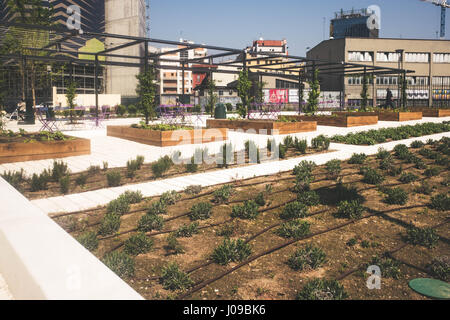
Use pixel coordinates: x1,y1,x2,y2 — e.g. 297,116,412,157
269,89,288,103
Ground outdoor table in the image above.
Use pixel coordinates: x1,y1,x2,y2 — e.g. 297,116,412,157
36,107,59,132
248,103,282,120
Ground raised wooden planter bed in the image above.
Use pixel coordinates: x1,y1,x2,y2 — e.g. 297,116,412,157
377,111,422,122
206,119,317,135
285,114,378,127
0,136,90,164
410,108,450,118
107,125,228,147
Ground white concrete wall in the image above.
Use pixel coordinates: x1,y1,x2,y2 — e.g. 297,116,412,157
0,178,143,300
53,94,122,108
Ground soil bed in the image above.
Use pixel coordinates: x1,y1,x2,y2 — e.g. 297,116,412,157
286,114,378,127
206,119,317,135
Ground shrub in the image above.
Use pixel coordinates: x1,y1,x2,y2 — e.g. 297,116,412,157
370,256,401,279
293,161,316,176
174,222,199,238
216,223,235,237
160,262,193,291
276,220,310,239
278,143,287,159
186,156,198,173
116,104,126,116
51,160,69,182
294,137,308,154
361,167,385,185
218,143,233,168
126,160,140,178
106,198,130,215
283,136,294,148
287,244,327,271
427,256,449,282
184,185,202,195
311,135,330,151
75,174,87,187
30,171,50,192
346,238,357,247
424,166,441,177
147,200,167,215
123,233,153,256
137,213,164,232
280,202,308,220
412,157,426,169
231,200,260,220
405,225,439,248
255,192,266,206
348,153,367,164
102,161,109,171
245,140,260,164
1,169,25,190
297,278,348,300
297,191,320,207
376,148,390,160
411,140,424,148
325,159,341,181
336,200,364,219
76,231,98,251
166,233,185,254
393,144,411,160
213,184,234,203
59,175,70,194
189,202,213,221
151,156,173,177
429,194,450,211
387,165,402,177
98,213,121,236
87,165,101,175
398,172,418,184
414,181,434,195
118,190,143,204
106,171,121,187
383,187,408,205
102,251,135,278
211,238,252,265
160,190,181,206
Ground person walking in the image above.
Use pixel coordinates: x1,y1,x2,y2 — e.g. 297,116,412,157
385,88,395,109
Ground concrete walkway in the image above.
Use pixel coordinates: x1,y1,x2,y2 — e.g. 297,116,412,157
31,131,450,215
1,116,449,177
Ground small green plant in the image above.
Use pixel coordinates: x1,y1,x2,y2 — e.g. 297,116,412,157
102,251,135,278
75,174,88,187
383,187,408,205
1,169,25,190
376,148,390,160
124,233,154,256
361,167,385,185
189,202,213,221
186,156,198,173
325,159,341,181
218,142,234,168
311,135,330,151
283,136,294,148
174,222,199,238
106,197,130,215
287,244,327,271
160,190,181,206
231,200,260,220
398,172,418,183
405,225,439,248
88,165,101,175
245,140,261,163
424,166,441,177
370,256,402,279
98,212,121,236
336,200,364,219
255,192,266,206
151,156,173,177
411,140,424,148
278,143,287,159
51,160,69,182
213,184,234,203
76,231,98,251
216,223,235,237
361,240,370,248
393,144,412,161
348,153,367,164
118,190,143,204
346,238,357,247
280,202,308,220
147,200,167,215
166,233,185,254
59,175,70,194
137,213,164,232
414,181,434,195
184,185,202,195
276,220,310,239
30,171,50,192
429,194,450,211
106,171,122,187
297,278,348,300
102,161,109,171
297,191,320,207
293,137,308,154
211,238,252,265
160,262,193,291
427,256,449,282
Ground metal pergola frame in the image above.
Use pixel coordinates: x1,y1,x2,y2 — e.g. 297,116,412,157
0,22,414,117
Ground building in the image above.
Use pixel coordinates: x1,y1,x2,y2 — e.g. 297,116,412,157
153,41,208,105
330,8,379,39
307,37,450,108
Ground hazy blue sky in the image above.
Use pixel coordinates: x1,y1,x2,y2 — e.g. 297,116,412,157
150,0,446,56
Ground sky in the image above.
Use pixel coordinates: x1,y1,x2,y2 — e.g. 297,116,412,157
150,0,447,56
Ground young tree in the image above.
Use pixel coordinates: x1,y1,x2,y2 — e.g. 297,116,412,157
305,69,320,115
360,74,369,112
237,69,252,118
65,81,77,124
136,67,157,125
206,78,217,116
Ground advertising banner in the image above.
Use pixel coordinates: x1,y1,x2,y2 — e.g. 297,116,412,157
268,89,288,103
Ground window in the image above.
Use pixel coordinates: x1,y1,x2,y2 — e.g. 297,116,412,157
219,90,223,96
376,52,400,62
348,51,373,62
433,53,450,63
405,53,429,63
376,76,398,85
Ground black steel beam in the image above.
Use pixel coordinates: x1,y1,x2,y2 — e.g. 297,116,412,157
100,39,144,54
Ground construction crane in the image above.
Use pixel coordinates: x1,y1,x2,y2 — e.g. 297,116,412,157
421,0,450,38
